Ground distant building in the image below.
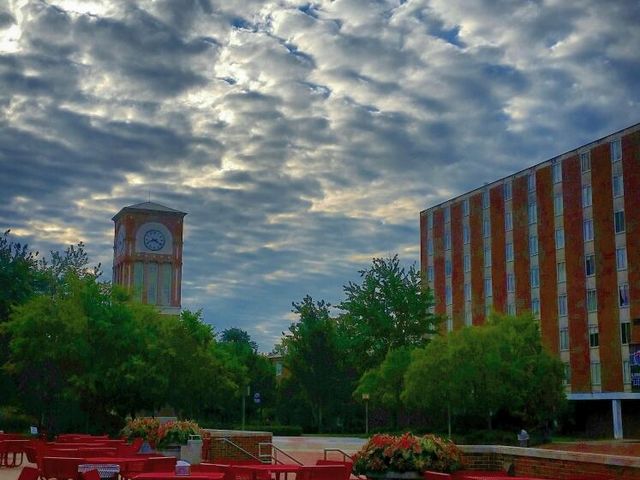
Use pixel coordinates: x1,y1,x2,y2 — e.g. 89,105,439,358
420,122,640,438
112,201,186,315
267,353,288,382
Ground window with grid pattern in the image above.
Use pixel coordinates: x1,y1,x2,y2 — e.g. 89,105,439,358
613,174,624,197
589,325,599,347
554,193,563,216
585,255,595,276
506,242,514,262
615,210,625,233
559,327,569,350
582,185,592,207
619,284,630,307
611,139,622,162
552,161,562,183
587,289,597,312
558,294,568,317
557,262,566,283
583,218,594,241
555,228,565,249
580,151,590,172
591,362,601,385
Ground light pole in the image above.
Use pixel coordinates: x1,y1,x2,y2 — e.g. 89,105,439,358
241,385,249,431
362,393,370,435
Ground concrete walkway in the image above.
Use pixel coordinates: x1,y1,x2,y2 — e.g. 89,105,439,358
273,435,366,464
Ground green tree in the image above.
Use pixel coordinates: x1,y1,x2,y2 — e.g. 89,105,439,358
283,296,345,432
162,310,238,419
0,231,50,406
218,327,276,425
354,346,414,429
4,272,171,432
403,313,565,432
338,255,440,371
0,231,48,323
220,327,258,353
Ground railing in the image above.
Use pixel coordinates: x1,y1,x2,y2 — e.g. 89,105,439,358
324,448,368,479
323,448,354,462
258,442,303,465
217,438,264,463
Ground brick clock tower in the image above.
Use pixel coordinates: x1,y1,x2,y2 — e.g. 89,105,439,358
112,201,187,315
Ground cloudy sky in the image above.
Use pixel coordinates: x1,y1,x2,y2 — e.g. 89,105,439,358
2,0,639,351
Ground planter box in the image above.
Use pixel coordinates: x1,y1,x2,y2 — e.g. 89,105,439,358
366,473,423,479
423,472,452,480
158,446,181,459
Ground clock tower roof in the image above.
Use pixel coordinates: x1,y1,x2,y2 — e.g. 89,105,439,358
112,201,187,221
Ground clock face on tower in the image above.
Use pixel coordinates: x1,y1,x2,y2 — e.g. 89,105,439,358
143,229,166,251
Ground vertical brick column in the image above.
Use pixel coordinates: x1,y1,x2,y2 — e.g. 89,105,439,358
470,193,485,325
490,184,507,314
592,143,623,391
563,155,590,392
433,209,446,321
513,176,531,312
451,201,465,330
536,165,559,354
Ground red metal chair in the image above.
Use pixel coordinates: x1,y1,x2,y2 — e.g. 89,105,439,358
41,456,85,480
77,448,117,458
80,470,101,480
297,464,349,480
315,459,352,479
18,466,41,480
116,438,143,457
1,439,29,467
120,459,148,480
143,457,176,472
191,463,235,480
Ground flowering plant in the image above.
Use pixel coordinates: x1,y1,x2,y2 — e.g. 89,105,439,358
155,420,202,449
120,417,160,445
353,433,462,475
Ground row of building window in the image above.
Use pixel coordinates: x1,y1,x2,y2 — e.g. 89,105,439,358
565,360,632,387
428,139,624,229
434,246,628,281
559,322,632,352
445,278,631,311
428,209,626,255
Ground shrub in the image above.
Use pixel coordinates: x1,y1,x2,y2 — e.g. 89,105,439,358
156,420,202,449
120,417,160,445
353,432,462,475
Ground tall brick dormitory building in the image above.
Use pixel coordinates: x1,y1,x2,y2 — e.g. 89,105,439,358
420,122,640,438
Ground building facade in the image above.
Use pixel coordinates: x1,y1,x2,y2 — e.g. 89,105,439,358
112,201,186,315
420,122,640,438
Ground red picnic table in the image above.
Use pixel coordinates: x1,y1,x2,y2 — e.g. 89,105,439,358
84,457,148,468
0,439,30,467
231,464,301,480
133,473,224,480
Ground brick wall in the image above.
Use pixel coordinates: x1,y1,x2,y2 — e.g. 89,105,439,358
204,430,272,463
460,445,640,479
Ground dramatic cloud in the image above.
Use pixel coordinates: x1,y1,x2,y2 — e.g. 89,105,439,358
2,0,639,350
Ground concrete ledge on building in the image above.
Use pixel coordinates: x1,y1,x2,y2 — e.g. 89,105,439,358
459,445,640,479
204,429,271,437
461,444,640,467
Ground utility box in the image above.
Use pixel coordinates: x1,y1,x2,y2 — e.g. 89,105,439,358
180,435,202,464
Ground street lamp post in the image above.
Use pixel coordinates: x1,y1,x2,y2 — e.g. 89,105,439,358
241,385,250,431
362,393,370,435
